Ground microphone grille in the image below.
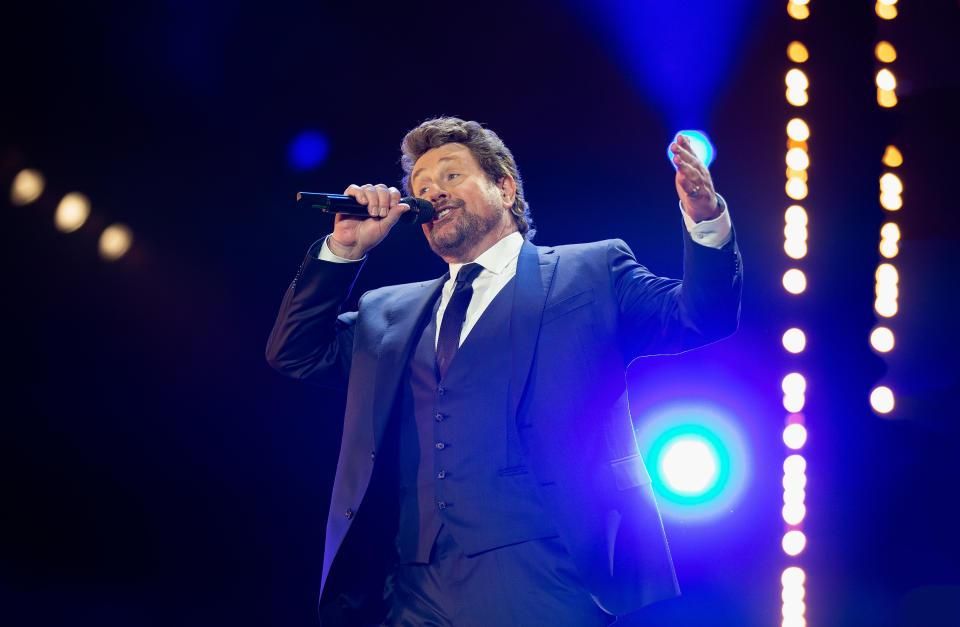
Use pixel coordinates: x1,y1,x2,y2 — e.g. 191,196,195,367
400,197,435,225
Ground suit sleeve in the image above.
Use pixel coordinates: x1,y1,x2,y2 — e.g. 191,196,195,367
264,240,365,389
610,227,742,359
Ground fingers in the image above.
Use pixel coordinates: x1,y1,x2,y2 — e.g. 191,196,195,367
342,183,405,219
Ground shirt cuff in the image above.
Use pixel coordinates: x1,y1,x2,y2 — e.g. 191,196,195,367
314,235,366,262
679,193,733,249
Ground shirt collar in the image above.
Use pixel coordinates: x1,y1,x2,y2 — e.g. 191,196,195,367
447,231,524,279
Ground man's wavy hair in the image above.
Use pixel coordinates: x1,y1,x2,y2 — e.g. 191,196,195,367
400,117,534,239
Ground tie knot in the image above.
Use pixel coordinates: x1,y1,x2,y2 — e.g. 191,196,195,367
454,263,483,287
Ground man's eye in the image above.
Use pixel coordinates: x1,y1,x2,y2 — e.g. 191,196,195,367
447,173,459,181
419,187,429,195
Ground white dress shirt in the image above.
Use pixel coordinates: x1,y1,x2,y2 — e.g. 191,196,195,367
318,200,733,349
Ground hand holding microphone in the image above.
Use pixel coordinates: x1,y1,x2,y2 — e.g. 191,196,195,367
299,183,435,260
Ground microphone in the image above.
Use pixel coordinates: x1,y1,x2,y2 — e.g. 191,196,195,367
297,192,435,225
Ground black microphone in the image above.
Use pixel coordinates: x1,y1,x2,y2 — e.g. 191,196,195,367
297,192,435,225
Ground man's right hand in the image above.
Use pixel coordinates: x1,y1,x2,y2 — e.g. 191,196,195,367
326,183,411,260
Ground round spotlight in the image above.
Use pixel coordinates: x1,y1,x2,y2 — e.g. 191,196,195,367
782,502,807,525
876,263,899,284
787,41,809,63
879,240,899,258
668,130,716,167
782,373,807,396
783,454,807,474
784,205,808,225
787,2,810,21
783,269,807,294
882,146,903,168
783,394,806,413
658,436,720,496
10,169,45,206
786,177,808,200
782,529,807,556
880,192,903,210
875,69,897,91
782,329,806,354
879,173,903,195
782,617,807,627
877,88,898,108
781,566,806,587
54,192,91,233
875,1,897,19
786,119,810,142
870,386,895,414
783,424,808,450
288,130,330,171
98,223,134,261
875,298,898,317
875,41,897,63
784,239,808,260
870,327,895,352
880,222,900,239
786,88,809,107
785,148,810,171
785,69,809,91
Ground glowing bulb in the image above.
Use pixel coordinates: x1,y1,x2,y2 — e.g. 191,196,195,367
784,222,808,241
787,2,810,20
783,454,807,474
785,69,809,91
783,486,806,505
785,239,808,259
782,617,807,627
785,205,808,225
880,222,900,239
783,394,805,413
659,437,719,495
878,88,898,108
10,169,45,205
880,192,903,210
782,328,806,353
782,373,807,395
98,223,134,261
875,298,898,317
782,502,807,525
786,119,810,142
783,269,807,294
54,192,91,233
875,41,897,63
787,41,809,63
876,263,899,284
783,424,807,449
879,240,899,258
876,1,897,19
782,600,807,619
781,567,806,587
870,386,895,414
783,472,807,491
782,529,807,556
786,148,810,170
878,0,898,5
870,327,895,352
880,173,902,195
786,88,809,107
876,69,897,91
786,177,808,200
882,145,903,167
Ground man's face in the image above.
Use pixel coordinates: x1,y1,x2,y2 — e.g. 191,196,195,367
410,143,516,263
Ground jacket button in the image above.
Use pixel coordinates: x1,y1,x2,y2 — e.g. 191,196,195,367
435,412,445,422
437,470,446,479
345,508,353,519
435,442,445,450
370,451,376,460
438,501,447,510
437,385,446,396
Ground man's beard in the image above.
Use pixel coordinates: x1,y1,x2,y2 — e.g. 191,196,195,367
427,199,503,259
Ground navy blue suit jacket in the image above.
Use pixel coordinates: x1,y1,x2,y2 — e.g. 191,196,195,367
266,227,742,615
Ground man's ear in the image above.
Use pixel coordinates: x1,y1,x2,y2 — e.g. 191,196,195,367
497,176,517,208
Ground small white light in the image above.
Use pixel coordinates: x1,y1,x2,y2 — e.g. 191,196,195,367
870,327,895,352
870,386,895,414
874,298,898,317
783,472,808,491
783,394,806,413
783,454,807,474
880,222,900,239
783,424,808,449
782,373,807,395
10,169,45,205
783,486,806,505
98,223,134,261
786,177,808,199
786,69,809,91
786,148,810,171
781,567,806,587
785,239,808,259
54,192,91,233
782,328,807,353
786,119,810,142
879,239,899,258
783,269,807,294
879,172,903,195
782,502,807,525
784,205,808,225
876,68,897,91
782,529,807,556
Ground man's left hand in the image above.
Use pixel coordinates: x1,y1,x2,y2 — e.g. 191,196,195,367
671,134,721,222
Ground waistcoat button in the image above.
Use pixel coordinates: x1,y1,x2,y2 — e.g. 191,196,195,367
435,442,445,450
345,508,353,519
437,470,446,479
438,501,447,510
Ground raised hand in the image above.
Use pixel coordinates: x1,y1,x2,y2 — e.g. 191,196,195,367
327,183,410,259
671,135,721,222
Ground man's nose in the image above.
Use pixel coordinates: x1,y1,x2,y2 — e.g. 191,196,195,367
427,185,447,204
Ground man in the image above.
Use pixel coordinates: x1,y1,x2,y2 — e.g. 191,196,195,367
266,117,742,625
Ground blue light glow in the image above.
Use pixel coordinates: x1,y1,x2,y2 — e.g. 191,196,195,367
668,130,716,168
635,400,750,521
288,130,330,171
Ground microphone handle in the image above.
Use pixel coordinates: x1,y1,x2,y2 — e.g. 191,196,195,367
297,192,434,225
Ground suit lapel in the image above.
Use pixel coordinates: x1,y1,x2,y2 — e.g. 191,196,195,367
370,274,447,442
509,240,558,418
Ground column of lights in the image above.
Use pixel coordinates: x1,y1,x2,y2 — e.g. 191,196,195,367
781,4,810,626
870,0,901,415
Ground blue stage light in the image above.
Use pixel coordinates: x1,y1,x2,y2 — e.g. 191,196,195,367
635,400,750,521
288,130,330,171
668,130,716,168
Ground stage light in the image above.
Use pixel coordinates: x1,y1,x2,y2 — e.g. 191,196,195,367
787,2,809,20
54,192,91,233
782,617,806,627
786,119,810,142
875,299,898,317
782,567,806,587
875,41,897,63
783,472,807,491
786,89,809,107
783,424,807,450
875,69,896,91
782,329,806,353
783,269,807,294
880,191,902,210
787,41,809,63
783,487,805,505
870,327,895,352
782,373,806,396
783,502,806,525
659,436,720,496
10,169,45,205
879,173,902,195
668,130,716,167
288,130,330,171
880,222,900,239
785,177,808,200
876,263,899,284
783,394,805,413
784,223,807,241
782,529,807,556
784,454,807,474
879,240,899,258
98,223,133,261
870,386,895,414
875,1,897,19
785,205,808,224
785,69,808,91
782,585,806,603
785,148,810,171
882,145,903,167
877,88,898,108
784,240,807,259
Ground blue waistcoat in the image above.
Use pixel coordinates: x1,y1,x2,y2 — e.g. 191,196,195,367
395,276,558,563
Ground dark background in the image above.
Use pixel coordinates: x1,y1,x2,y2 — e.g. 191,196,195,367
2,1,958,625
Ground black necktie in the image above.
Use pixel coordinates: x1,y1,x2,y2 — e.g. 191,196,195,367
436,263,484,378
